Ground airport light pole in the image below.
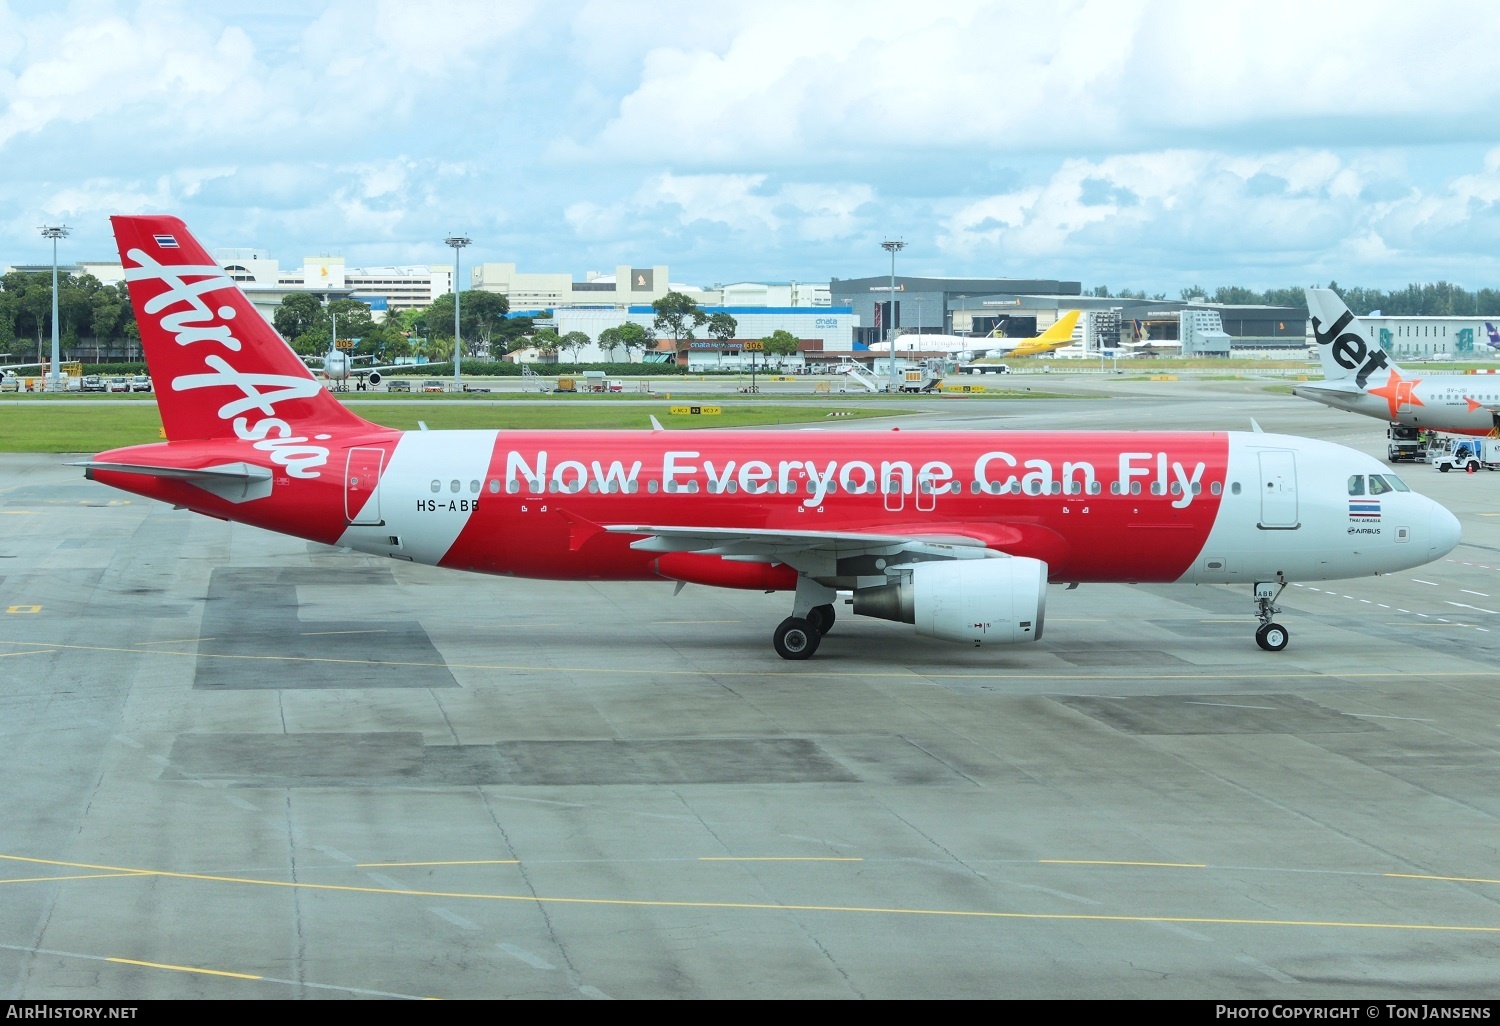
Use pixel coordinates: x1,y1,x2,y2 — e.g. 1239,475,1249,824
445,235,470,386
881,239,904,392
40,225,71,392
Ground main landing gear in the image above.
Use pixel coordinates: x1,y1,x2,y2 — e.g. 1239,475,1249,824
774,579,839,660
773,604,836,660
1253,580,1289,651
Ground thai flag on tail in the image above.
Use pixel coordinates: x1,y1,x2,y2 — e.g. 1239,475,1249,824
153,234,178,248
1349,499,1381,518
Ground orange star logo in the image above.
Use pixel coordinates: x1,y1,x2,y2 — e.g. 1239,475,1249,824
1466,396,1486,413
1367,369,1422,419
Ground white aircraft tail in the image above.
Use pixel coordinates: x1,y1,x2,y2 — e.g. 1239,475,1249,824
1306,288,1399,390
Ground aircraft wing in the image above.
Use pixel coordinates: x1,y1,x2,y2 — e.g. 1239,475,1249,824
603,523,1005,577
365,361,449,374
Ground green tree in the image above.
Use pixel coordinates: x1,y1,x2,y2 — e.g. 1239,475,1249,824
599,321,653,362
760,329,800,357
531,328,561,360
424,290,511,358
274,292,322,343
1,271,53,349
459,290,511,356
560,330,591,369
707,312,738,343
652,291,708,354
493,315,535,354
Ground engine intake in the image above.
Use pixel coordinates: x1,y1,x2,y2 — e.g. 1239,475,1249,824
852,557,1047,645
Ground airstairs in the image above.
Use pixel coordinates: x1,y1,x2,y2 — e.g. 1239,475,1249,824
835,358,884,393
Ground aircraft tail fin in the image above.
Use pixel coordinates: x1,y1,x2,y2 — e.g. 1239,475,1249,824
110,215,375,445
1486,322,1500,351
1305,288,1399,391
1039,309,1082,344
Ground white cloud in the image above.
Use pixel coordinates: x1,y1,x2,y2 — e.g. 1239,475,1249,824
2,2,1499,289
566,172,876,247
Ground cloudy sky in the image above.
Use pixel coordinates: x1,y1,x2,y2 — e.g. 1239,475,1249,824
5,0,1500,295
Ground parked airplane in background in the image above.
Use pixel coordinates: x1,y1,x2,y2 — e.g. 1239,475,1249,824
985,309,1083,358
867,310,1083,362
302,345,446,390
1295,289,1500,437
1117,339,1183,357
1485,322,1500,352
76,216,1460,659
1,358,45,378
866,333,988,361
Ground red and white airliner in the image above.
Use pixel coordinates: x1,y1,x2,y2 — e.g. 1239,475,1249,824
76,216,1462,658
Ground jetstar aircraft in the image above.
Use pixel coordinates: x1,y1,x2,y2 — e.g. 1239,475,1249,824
1295,289,1500,438
74,216,1461,659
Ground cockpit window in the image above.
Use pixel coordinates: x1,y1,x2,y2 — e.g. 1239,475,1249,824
1348,475,1365,496
1367,475,1391,495
1374,473,1410,492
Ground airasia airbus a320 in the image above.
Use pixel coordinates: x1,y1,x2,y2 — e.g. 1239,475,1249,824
75,216,1461,659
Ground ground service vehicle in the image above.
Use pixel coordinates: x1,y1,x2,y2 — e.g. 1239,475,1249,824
386,380,411,392
81,374,106,392
106,376,130,392
1386,425,1428,463
1430,437,1499,473
131,375,152,392
422,380,445,393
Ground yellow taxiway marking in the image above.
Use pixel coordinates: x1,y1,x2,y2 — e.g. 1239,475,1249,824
0,649,53,659
2,639,1499,682
0,511,40,515
1387,872,1500,885
4,853,1499,935
699,857,863,862
357,860,520,868
107,957,261,980
5,605,41,614
1040,859,1207,868
1,872,148,884
134,637,216,645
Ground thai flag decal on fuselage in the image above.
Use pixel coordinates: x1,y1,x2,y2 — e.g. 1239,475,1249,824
153,234,178,248
1350,499,1381,519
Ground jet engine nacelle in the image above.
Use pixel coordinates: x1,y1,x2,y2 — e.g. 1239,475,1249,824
852,557,1047,645
368,371,382,386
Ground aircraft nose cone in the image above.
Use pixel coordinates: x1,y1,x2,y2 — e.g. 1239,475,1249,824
1429,502,1462,558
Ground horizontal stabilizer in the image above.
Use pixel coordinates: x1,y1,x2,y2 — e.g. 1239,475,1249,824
69,460,273,503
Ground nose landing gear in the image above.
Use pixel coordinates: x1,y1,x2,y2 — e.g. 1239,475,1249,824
1254,579,1289,651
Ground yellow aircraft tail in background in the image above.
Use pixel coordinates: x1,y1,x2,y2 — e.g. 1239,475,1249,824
993,309,1083,358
